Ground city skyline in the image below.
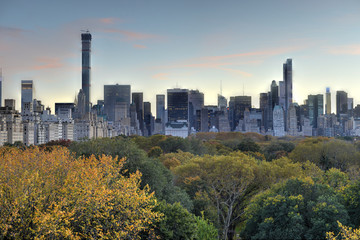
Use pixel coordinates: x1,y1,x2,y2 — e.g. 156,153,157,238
1,0,360,113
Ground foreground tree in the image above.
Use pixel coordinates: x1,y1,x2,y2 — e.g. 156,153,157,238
326,221,360,240
0,147,161,239
69,137,193,211
242,178,350,240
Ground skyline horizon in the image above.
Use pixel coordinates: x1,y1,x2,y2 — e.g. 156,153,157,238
1,0,359,114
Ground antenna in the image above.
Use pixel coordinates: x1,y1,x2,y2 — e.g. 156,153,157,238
220,80,222,96
243,83,244,96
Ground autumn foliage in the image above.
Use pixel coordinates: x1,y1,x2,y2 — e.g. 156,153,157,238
0,147,161,239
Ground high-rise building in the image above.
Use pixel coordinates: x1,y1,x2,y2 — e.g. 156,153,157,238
104,84,131,121
188,90,204,130
308,94,323,128
217,94,227,111
21,80,33,114
132,92,144,134
336,91,348,116
348,98,353,117
283,59,293,111
144,102,153,136
231,96,251,130
273,105,285,137
325,87,331,115
156,94,165,122
260,92,269,131
278,80,286,109
0,69,2,107
81,31,92,113
167,88,189,122
283,58,293,130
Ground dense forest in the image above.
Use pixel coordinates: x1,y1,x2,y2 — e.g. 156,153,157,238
1,133,360,239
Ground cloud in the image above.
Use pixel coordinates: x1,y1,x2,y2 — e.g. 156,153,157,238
102,28,160,40
203,46,302,61
152,73,169,80
326,45,360,55
217,67,252,77
32,57,64,70
99,18,122,24
133,44,147,49
0,26,28,37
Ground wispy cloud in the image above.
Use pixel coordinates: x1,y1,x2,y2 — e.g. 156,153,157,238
32,57,64,70
133,44,147,49
102,28,159,41
99,18,123,24
326,44,360,55
152,73,170,80
217,67,252,77
203,46,302,61
0,26,28,37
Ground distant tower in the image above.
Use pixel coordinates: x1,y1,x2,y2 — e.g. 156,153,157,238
325,87,331,115
156,94,165,122
81,31,92,113
283,58,293,110
21,80,33,113
0,69,2,107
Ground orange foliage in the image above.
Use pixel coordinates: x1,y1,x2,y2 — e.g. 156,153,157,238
0,146,161,239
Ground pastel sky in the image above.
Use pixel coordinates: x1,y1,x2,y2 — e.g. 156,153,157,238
1,0,360,113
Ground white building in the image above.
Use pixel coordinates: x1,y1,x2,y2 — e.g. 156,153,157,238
165,121,189,138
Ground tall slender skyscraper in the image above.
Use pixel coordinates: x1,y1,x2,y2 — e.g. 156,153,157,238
0,69,2,107
283,58,293,131
325,87,331,115
283,58,293,111
81,31,92,113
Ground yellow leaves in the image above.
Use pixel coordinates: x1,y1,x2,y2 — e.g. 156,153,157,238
326,221,360,240
264,217,274,223
0,146,160,239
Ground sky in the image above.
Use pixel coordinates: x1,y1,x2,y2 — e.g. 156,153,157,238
1,0,360,113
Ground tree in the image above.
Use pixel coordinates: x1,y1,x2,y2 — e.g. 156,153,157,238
150,201,197,240
236,137,261,153
69,137,193,211
174,153,323,240
0,146,161,239
289,138,359,171
326,221,360,240
242,178,350,240
174,153,258,239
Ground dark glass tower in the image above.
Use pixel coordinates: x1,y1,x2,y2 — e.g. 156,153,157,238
132,92,144,134
167,88,189,122
81,31,92,113
283,58,293,131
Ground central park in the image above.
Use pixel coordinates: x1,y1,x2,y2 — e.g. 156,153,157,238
1,132,360,239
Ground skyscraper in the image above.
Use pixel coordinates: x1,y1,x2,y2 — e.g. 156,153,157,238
104,84,131,121
167,88,189,122
0,69,2,107
336,91,348,116
229,96,251,130
325,87,331,115
156,94,165,122
308,94,323,128
132,92,144,134
21,80,33,113
188,90,204,129
81,31,92,113
283,58,293,111
283,59,292,130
